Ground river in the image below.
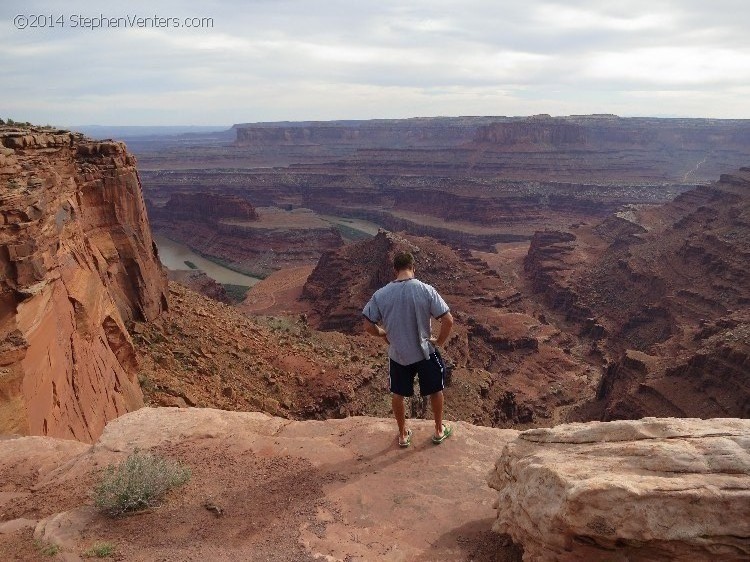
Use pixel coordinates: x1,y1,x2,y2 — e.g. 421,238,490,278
319,215,381,236
153,234,261,287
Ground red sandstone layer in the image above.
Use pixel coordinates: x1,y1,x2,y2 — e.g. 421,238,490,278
0,127,167,441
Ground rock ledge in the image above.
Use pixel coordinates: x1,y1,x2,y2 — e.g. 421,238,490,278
488,417,750,561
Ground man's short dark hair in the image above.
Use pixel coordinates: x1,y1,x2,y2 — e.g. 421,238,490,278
393,252,414,271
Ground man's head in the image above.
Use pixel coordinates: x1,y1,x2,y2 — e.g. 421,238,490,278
393,251,415,272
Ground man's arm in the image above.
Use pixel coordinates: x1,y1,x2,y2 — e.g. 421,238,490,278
430,311,454,347
363,318,389,343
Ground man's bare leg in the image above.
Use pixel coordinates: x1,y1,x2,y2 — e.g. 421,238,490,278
392,394,407,441
430,391,444,437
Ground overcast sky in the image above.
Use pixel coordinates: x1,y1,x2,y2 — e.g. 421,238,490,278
2,0,749,126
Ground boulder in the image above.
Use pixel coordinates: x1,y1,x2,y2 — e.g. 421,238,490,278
488,417,750,561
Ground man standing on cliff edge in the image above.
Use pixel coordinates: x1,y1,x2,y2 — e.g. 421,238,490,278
362,251,454,447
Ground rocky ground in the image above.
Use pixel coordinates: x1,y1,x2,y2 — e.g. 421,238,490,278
2,410,747,561
133,283,393,422
0,408,523,561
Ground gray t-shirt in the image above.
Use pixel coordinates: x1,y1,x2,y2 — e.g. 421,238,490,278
362,278,449,366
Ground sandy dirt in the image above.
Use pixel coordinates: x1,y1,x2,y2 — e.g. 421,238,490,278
240,265,314,315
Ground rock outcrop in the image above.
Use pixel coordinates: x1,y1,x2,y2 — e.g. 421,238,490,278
0,407,521,561
148,195,343,278
302,230,599,428
488,417,750,561
0,127,167,442
166,269,231,304
523,230,595,324
158,192,259,222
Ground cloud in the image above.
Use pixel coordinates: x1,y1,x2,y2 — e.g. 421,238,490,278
582,47,750,87
1,0,749,124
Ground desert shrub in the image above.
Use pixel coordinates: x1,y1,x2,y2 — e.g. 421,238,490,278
84,542,116,558
222,283,250,303
35,541,60,557
93,449,190,516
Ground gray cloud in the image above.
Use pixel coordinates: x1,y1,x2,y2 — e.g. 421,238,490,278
1,0,749,124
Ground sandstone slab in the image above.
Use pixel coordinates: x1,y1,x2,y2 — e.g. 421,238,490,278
1,408,521,561
488,417,750,561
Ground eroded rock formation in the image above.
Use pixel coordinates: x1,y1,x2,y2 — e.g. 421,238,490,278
488,417,750,561
0,407,521,560
525,169,750,420
159,192,258,222
148,194,343,278
302,230,599,428
0,127,167,442
166,269,231,304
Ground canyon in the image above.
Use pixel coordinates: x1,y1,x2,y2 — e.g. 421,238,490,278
126,115,750,426
137,115,750,277
524,169,750,420
4,117,749,437
1,119,748,560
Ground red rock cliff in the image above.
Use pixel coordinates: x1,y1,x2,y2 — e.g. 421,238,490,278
160,192,259,222
0,127,167,442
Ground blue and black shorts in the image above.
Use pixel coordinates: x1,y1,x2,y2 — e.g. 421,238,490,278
389,351,446,397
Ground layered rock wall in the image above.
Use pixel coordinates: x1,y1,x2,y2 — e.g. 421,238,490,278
475,118,588,147
523,169,750,421
158,192,258,222
475,115,750,151
0,127,167,442
234,117,486,147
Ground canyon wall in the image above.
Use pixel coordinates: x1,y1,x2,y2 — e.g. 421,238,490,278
474,115,750,151
233,116,491,148
148,194,344,278
524,168,750,420
0,127,167,442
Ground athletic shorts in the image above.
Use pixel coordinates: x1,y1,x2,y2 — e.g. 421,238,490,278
389,351,446,397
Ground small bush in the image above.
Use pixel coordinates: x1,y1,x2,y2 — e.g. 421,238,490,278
222,283,251,303
84,542,116,558
93,449,190,517
35,541,60,557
